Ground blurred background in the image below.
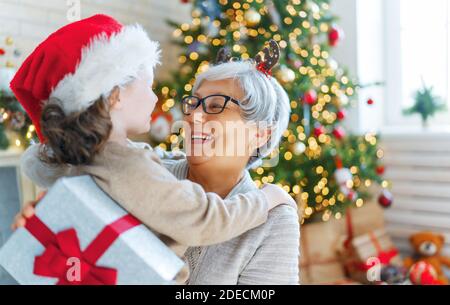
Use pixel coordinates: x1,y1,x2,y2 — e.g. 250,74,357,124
0,0,449,285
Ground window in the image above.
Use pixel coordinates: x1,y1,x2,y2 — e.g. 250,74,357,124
384,0,450,127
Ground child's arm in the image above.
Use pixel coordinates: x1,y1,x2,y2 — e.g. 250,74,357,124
106,149,293,247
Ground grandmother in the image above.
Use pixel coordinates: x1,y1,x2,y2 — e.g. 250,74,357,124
163,41,300,284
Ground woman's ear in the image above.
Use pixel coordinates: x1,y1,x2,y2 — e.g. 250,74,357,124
250,127,272,152
108,86,122,110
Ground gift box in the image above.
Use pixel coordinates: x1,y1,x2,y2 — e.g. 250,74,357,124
0,176,185,285
338,228,403,284
299,202,385,284
300,218,347,284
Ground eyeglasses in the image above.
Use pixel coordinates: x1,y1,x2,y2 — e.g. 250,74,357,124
181,94,241,115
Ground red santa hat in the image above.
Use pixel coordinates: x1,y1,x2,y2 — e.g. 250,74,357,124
10,14,160,141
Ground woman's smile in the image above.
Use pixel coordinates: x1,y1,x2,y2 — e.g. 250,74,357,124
190,131,214,145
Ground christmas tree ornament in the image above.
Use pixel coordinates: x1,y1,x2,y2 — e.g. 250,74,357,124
275,65,295,84
13,49,22,57
293,142,306,155
0,48,5,56
367,98,375,105
376,165,386,175
409,262,440,285
5,37,14,45
332,126,346,140
303,89,317,105
313,124,326,137
244,9,261,27
198,0,220,20
335,167,352,185
150,111,173,142
328,57,338,70
337,109,346,120
328,25,343,47
378,189,393,208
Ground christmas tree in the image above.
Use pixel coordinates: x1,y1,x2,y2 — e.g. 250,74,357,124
0,37,37,150
154,0,391,223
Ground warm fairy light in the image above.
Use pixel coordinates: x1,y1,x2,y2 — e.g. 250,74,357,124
356,198,364,207
184,84,192,92
376,149,384,159
304,207,313,216
15,139,21,147
173,29,182,37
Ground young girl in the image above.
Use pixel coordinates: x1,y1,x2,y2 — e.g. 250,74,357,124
10,15,294,259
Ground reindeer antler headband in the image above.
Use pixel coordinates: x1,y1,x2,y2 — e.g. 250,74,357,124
215,39,281,77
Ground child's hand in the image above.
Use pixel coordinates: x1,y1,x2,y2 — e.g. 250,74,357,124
261,184,296,210
11,191,46,230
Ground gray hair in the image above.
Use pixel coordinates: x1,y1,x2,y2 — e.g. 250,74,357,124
192,60,291,167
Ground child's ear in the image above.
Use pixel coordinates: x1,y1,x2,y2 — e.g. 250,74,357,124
108,86,122,109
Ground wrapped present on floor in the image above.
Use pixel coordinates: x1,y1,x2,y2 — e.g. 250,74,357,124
300,217,347,284
338,228,403,284
0,176,185,285
299,202,385,284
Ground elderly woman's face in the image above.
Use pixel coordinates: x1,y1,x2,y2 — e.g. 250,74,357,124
184,79,261,168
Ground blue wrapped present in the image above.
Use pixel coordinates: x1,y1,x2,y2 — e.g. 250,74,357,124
0,175,185,285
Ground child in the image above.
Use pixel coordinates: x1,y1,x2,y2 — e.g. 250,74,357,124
10,15,294,258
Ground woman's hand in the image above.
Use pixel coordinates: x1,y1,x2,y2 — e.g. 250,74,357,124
11,191,46,230
261,184,296,210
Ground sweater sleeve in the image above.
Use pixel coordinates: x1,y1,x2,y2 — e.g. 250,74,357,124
237,205,300,285
106,149,270,247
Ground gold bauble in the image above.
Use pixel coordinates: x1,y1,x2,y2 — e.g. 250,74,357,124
244,9,261,27
5,37,13,46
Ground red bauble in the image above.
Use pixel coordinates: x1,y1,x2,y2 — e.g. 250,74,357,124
304,89,317,105
314,125,326,137
378,189,393,208
0,48,5,56
376,165,386,175
180,0,189,3
409,262,441,285
347,190,357,202
328,26,342,47
337,109,346,120
332,126,346,140
367,98,375,105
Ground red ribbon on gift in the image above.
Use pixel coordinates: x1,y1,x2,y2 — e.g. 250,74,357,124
24,213,141,285
353,232,399,271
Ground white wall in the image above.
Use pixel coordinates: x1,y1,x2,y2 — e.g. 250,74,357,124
0,0,192,79
330,0,385,134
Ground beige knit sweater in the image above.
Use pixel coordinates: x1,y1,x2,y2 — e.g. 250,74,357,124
164,158,300,285
20,141,271,257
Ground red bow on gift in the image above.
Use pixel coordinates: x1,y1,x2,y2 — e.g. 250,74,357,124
25,214,141,285
355,248,399,271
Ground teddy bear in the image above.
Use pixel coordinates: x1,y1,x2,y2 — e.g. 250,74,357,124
404,232,450,284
